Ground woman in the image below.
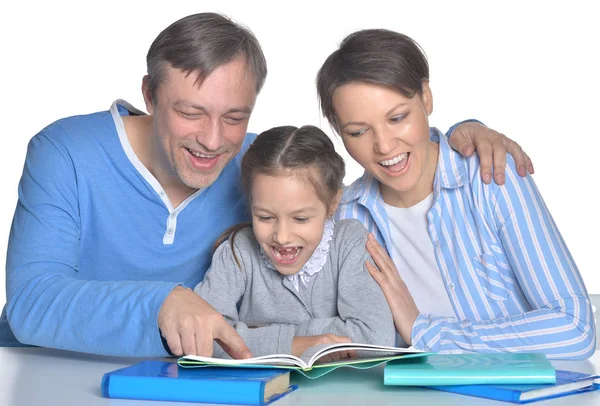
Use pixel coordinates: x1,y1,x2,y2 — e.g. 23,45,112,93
317,29,595,359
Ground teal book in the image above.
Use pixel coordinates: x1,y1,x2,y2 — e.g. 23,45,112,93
101,360,297,404
179,342,432,379
384,353,556,386
427,370,600,404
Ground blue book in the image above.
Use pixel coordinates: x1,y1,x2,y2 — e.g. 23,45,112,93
427,370,600,403
384,353,556,386
101,360,297,405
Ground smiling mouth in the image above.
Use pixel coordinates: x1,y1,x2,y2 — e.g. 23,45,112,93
272,246,302,264
185,147,217,159
184,147,222,172
378,152,409,172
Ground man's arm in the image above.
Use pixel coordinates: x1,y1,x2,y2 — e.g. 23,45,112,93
159,286,251,358
5,131,183,357
447,120,534,185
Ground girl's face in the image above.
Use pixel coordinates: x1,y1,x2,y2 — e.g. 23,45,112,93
332,81,438,208
250,170,331,276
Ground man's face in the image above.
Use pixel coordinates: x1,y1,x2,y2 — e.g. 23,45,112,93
144,57,257,190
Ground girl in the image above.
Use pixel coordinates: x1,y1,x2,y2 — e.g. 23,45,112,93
316,29,595,359
194,125,396,358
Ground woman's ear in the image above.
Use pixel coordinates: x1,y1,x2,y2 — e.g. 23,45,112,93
328,189,343,217
421,81,434,116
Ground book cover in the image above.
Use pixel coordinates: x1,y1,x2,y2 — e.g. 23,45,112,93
384,353,556,386
178,342,432,379
101,360,297,405
427,369,600,404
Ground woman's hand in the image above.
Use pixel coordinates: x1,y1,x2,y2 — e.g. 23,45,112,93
449,121,534,185
365,234,420,345
292,334,356,362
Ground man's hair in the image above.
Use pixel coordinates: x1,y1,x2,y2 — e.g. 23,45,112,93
146,12,267,101
316,29,429,131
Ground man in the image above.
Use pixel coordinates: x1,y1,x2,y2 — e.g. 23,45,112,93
0,12,531,358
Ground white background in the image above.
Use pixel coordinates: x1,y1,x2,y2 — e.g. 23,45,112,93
0,0,598,307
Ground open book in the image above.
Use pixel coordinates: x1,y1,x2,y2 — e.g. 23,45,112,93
178,343,431,379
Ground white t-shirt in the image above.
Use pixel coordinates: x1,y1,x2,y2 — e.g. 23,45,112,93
384,194,456,318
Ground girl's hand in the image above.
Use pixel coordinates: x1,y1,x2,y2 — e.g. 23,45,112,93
365,234,420,345
291,333,356,361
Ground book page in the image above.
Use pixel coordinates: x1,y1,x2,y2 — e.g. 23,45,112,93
300,343,424,367
299,343,337,366
520,379,597,401
180,353,306,368
180,344,425,370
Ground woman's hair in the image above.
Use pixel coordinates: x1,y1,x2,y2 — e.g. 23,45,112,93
213,125,346,263
316,29,429,131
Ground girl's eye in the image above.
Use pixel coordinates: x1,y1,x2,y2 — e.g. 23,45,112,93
257,216,272,222
294,217,309,223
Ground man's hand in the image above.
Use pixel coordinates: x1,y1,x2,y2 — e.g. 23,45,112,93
158,286,252,358
449,121,534,185
292,334,356,362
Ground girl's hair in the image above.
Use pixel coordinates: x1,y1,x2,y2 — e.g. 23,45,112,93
213,125,346,263
316,29,429,132
241,125,345,209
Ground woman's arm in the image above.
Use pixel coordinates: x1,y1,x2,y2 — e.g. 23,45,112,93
368,159,595,360
455,157,595,358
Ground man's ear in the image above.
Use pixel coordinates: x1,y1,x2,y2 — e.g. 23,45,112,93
421,81,433,116
328,189,343,217
142,75,155,115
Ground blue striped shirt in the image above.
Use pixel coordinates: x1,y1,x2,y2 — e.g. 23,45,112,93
335,128,595,360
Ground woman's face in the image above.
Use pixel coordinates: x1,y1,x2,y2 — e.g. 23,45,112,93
332,81,438,207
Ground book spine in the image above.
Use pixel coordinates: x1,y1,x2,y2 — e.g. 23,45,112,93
101,374,264,405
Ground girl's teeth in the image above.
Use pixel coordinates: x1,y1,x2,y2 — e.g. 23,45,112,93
274,247,301,260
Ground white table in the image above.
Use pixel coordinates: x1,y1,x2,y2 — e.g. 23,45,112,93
0,347,598,406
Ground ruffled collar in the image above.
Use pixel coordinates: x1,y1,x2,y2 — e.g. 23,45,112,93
260,218,335,293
